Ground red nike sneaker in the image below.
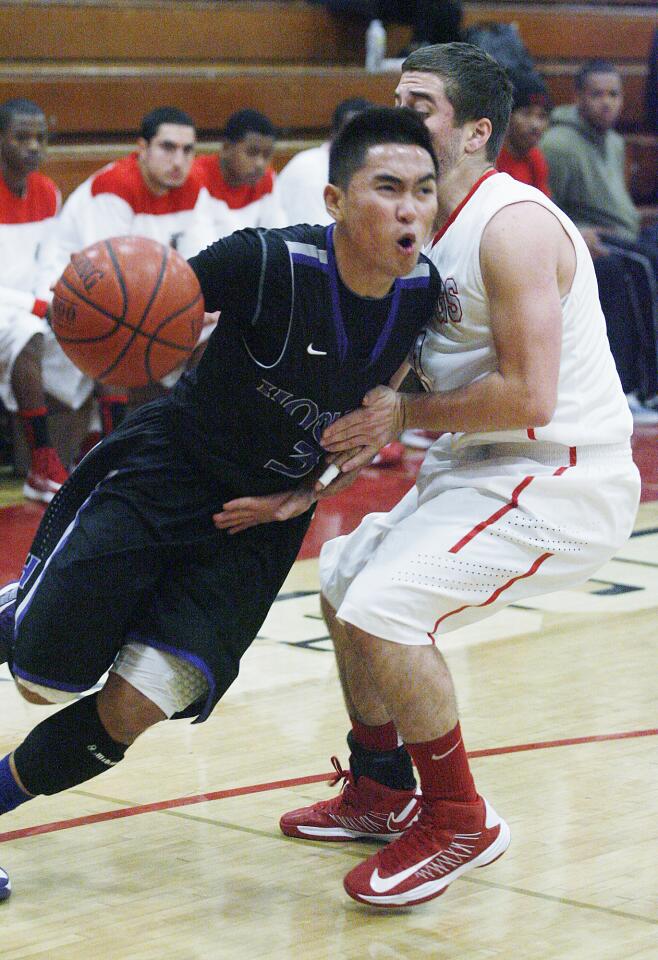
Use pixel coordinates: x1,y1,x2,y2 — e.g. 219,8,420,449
280,758,420,842
23,447,68,504
343,795,510,907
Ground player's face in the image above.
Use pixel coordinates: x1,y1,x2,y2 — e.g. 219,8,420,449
221,133,275,186
330,143,437,290
395,72,465,175
0,113,48,178
138,123,196,194
577,72,622,132
506,104,549,157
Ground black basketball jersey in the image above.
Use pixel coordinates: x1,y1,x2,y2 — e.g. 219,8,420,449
169,224,441,496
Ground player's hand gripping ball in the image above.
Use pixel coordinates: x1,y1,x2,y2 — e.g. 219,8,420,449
51,236,205,387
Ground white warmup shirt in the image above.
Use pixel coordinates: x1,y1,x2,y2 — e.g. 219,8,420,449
276,143,332,227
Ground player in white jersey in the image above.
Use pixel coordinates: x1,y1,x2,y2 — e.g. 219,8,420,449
37,106,211,445
220,44,640,910
0,98,74,503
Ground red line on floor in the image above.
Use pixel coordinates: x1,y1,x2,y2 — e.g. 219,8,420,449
1,727,655,845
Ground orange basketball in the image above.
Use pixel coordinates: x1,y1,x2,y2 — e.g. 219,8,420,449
51,236,205,387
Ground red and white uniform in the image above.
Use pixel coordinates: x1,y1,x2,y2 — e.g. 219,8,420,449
37,153,211,396
320,172,640,645
195,154,287,238
0,171,63,411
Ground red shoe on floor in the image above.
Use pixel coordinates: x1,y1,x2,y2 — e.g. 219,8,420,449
343,795,510,907
280,758,420,842
23,447,69,504
371,441,405,467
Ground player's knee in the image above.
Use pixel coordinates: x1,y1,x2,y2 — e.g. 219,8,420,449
97,672,166,746
15,679,76,706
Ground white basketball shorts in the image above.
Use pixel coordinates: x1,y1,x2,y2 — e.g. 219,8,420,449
0,306,47,411
320,439,640,646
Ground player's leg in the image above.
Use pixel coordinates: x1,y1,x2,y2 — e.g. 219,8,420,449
281,593,420,842
1,486,168,815
2,672,166,816
326,449,638,906
281,490,424,842
0,311,69,502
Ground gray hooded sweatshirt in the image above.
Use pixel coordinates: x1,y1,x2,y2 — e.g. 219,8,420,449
540,104,640,241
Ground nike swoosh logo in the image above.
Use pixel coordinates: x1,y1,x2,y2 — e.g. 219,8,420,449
431,740,461,762
386,797,420,831
307,344,327,356
369,853,439,894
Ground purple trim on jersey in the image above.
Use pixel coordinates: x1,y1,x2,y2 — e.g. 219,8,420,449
290,252,329,272
124,632,217,724
397,275,431,289
326,224,350,361
326,223,409,368
10,665,90,694
368,283,402,368
14,491,95,634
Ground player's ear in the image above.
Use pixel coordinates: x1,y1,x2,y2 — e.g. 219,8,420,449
324,183,344,221
464,117,492,155
136,137,148,159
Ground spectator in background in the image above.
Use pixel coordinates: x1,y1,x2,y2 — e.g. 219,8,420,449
195,109,286,236
497,71,551,195
307,1,462,51
277,97,372,226
541,60,658,422
0,98,72,503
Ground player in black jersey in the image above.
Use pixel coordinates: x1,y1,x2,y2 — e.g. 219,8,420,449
0,107,442,894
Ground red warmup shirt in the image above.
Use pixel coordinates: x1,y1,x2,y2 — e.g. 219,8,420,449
0,171,60,313
496,146,551,197
194,154,275,208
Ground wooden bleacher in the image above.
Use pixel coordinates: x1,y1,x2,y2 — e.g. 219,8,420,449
0,0,654,202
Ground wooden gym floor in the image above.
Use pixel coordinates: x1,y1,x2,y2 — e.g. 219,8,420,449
0,427,656,959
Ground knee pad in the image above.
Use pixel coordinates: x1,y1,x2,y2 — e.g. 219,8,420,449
13,693,127,796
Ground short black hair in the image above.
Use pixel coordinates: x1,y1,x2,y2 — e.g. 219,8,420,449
224,109,277,143
140,106,195,142
329,106,438,190
0,98,45,134
575,59,620,93
402,42,513,161
330,98,373,137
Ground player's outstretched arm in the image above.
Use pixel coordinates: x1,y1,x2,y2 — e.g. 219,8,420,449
212,452,363,534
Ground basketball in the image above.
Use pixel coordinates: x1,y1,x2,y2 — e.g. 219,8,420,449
51,236,205,387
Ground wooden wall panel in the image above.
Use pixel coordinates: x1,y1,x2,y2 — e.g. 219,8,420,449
0,2,654,64
1,63,648,138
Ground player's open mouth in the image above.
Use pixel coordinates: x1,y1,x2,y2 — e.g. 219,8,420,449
397,234,416,252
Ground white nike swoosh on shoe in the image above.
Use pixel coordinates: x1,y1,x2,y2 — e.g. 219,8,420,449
307,344,327,356
386,797,419,830
369,853,440,894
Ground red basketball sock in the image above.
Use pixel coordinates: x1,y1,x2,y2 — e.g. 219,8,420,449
407,722,477,804
19,406,50,450
99,395,128,437
350,718,399,752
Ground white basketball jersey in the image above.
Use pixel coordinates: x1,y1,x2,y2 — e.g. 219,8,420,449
417,171,632,449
